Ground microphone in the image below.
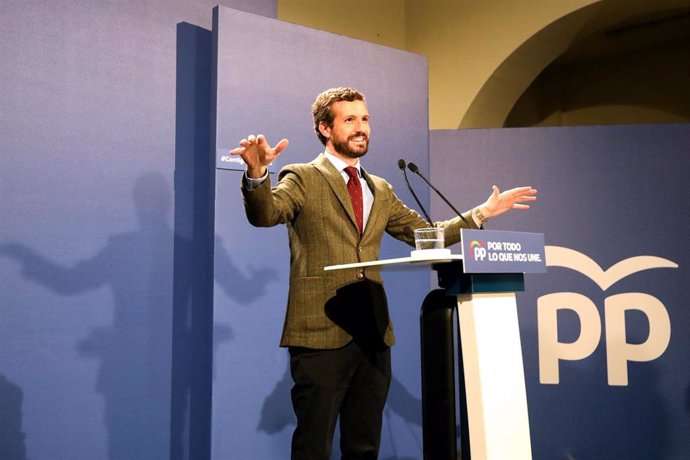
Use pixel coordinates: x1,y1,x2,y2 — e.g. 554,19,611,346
407,162,472,227
397,159,433,226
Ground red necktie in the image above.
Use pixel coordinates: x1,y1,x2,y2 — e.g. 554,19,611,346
344,166,363,234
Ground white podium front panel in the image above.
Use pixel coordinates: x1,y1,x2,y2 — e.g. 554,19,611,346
457,292,532,459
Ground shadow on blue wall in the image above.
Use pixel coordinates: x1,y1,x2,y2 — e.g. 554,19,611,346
0,168,276,460
0,174,175,459
0,375,26,460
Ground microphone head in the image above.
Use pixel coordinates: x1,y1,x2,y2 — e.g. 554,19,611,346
407,162,419,173
397,159,406,170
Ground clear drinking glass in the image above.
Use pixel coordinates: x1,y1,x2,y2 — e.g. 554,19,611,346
414,226,445,251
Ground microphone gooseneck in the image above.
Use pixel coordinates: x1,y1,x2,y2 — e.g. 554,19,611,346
398,159,433,226
406,162,472,227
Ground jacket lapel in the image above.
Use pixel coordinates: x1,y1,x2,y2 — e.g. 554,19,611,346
311,154,360,234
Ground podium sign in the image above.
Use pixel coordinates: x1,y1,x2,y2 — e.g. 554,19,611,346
461,229,546,273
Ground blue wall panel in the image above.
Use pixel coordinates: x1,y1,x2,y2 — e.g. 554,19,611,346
0,1,275,459
211,6,432,458
430,125,690,459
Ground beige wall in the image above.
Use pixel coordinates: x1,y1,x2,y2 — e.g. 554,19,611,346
278,0,407,50
404,0,601,128
277,0,688,129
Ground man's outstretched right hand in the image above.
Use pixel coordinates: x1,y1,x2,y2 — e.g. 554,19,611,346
229,134,289,178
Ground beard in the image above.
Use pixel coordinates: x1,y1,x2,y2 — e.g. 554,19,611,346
331,132,369,159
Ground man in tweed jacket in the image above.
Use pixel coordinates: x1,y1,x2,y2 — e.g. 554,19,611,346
231,87,537,459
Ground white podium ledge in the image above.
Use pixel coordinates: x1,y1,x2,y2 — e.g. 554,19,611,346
324,253,463,271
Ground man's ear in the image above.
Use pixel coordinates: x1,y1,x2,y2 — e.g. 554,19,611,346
318,122,331,140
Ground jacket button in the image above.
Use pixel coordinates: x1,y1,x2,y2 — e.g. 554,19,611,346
356,270,365,280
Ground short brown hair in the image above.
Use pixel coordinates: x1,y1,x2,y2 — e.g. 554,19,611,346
312,87,366,146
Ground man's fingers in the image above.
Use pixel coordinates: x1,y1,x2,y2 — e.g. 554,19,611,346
516,194,537,201
512,187,538,197
274,138,290,155
231,134,289,166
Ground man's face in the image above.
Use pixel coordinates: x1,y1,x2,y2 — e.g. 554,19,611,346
321,100,370,159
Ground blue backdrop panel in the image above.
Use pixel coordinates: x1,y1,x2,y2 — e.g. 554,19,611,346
211,6,432,458
0,1,275,459
430,124,690,459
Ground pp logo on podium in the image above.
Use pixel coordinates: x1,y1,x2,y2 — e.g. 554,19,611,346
469,241,486,261
538,246,677,386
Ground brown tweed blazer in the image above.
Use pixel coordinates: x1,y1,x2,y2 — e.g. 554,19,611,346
241,154,478,349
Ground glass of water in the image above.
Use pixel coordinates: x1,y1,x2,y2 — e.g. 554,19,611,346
414,226,445,251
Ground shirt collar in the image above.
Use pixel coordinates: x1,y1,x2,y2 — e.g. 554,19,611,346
324,150,361,177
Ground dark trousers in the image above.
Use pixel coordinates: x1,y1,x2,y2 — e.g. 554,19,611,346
289,341,391,460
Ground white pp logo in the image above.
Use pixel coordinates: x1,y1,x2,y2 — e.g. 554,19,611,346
538,246,677,386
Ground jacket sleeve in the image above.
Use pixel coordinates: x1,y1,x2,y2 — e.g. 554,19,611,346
240,165,307,228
